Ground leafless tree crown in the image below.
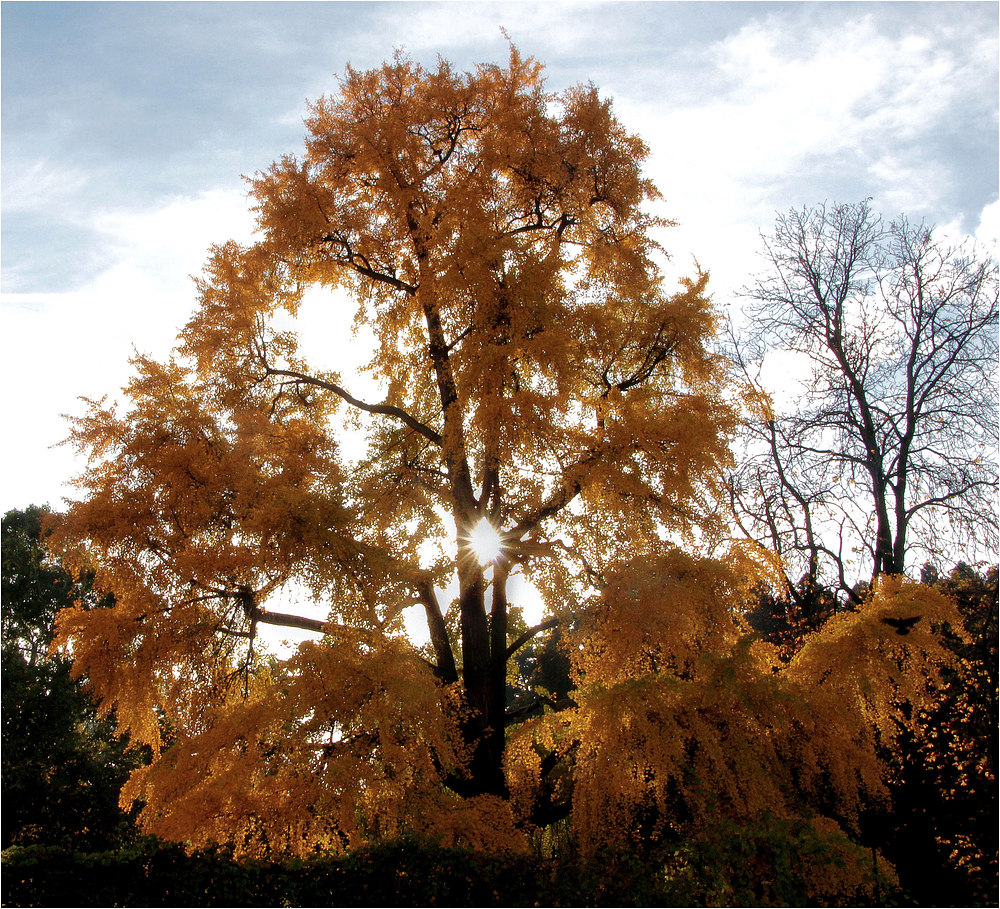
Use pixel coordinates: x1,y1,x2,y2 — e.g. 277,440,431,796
727,200,999,602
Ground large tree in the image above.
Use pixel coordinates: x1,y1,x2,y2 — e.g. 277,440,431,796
49,53,967,863
727,201,999,602
51,47,733,840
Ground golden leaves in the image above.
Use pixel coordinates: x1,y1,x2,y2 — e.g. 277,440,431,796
117,632,524,857
44,45,961,871
503,561,969,856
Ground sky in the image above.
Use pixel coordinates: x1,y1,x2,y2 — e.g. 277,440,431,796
2,0,998,518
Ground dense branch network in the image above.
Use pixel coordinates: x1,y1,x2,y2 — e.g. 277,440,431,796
727,201,999,600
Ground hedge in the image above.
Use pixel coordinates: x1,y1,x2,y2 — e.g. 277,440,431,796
1,838,675,908
1,823,901,907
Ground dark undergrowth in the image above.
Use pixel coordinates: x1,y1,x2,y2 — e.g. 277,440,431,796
1,824,907,908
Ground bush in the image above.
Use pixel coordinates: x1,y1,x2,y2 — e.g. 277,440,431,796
1,824,905,908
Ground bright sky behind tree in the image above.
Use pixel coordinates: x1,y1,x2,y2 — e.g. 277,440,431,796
2,0,997,514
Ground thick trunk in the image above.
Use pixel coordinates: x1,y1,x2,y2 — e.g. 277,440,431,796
827,307,900,586
459,566,491,721
872,499,896,580
417,272,508,796
890,471,909,578
485,562,510,792
454,556,507,798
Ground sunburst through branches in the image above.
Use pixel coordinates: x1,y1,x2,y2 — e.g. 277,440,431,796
467,517,504,566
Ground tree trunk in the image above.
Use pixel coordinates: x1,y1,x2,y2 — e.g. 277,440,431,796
456,559,507,797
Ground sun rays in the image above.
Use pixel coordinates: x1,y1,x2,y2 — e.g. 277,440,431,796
467,517,504,566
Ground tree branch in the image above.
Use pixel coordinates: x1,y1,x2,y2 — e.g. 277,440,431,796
418,579,458,683
505,616,560,660
508,450,602,540
504,692,576,724
264,364,442,446
250,606,331,635
319,232,419,296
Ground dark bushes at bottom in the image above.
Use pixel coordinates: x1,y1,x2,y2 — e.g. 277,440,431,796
2,839,644,908
1,827,899,908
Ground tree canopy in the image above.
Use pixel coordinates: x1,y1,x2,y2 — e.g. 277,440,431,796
47,49,972,875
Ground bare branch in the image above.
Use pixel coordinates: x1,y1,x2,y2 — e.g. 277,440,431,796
728,200,999,593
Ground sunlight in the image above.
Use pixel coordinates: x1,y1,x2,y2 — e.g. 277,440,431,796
468,517,504,566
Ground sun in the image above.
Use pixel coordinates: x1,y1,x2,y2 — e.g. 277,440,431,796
468,517,504,566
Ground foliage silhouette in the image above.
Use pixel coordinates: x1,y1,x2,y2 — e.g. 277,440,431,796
1,506,143,850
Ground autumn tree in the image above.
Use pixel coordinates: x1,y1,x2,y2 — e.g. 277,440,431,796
727,201,999,603
511,551,964,867
48,52,969,870
50,47,734,849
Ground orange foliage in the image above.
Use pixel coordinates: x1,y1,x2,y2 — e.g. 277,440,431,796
507,563,965,855
46,47,967,873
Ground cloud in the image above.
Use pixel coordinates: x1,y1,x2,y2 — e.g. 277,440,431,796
2,159,91,215
0,188,257,509
91,187,257,295
3,2,994,512
611,10,998,303
695,15,983,187
975,199,1000,253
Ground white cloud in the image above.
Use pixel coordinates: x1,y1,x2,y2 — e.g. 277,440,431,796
866,155,952,217
930,198,1000,257
975,199,1000,254
613,12,997,305
93,187,257,287
703,15,986,167
1,188,258,510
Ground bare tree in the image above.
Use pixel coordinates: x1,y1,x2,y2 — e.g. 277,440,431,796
728,200,998,603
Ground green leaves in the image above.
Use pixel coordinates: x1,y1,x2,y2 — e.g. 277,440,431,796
2,507,142,851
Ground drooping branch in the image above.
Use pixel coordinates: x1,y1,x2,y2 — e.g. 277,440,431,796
601,324,679,396
218,626,254,639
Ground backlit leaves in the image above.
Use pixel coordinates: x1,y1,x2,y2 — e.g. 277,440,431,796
43,48,974,879
506,559,967,855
